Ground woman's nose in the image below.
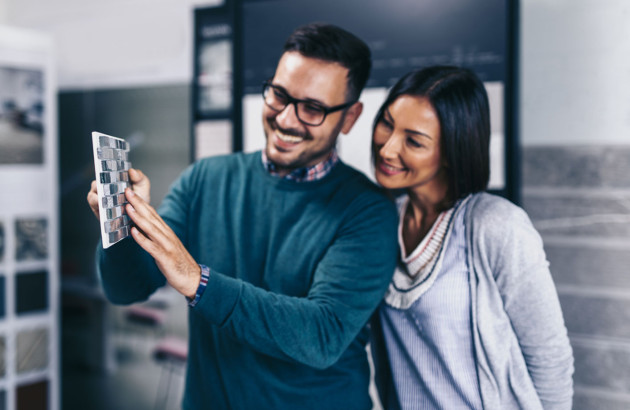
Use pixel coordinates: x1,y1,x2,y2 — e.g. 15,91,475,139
379,134,403,159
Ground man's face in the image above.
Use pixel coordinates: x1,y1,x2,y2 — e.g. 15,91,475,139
263,52,361,174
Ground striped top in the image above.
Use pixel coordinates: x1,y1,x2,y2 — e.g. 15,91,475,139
383,196,459,309
379,195,482,409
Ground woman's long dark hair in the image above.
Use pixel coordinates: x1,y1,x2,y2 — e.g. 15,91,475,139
372,66,491,203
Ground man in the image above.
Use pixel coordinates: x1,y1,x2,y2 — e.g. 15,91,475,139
88,22,398,409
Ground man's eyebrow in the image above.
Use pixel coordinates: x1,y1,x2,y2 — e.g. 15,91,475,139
271,82,326,106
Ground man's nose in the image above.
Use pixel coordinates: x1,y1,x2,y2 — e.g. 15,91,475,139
274,102,302,129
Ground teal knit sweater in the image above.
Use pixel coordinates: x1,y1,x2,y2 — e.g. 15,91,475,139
98,151,399,409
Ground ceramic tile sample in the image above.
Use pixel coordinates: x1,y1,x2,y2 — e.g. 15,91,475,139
0,221,4,263
16,328,48,374
15,218,47,261
92,132,132,248
0,276,4,319
16,270,47,315
17,379,47,410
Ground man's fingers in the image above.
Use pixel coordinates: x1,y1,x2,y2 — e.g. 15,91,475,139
87,190,98,206
87,180,100,219
129,168,151,203
128,211,178,266
124,190,171,242
126,202,160,240
130,226,158,255
125,188,160,219
128,168,143,183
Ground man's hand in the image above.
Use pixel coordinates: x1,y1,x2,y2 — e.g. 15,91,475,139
127,168,151,204
124,187,201,299
87,168,152,220
87,180,101,219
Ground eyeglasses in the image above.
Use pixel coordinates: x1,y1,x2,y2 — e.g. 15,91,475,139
262,81,356,126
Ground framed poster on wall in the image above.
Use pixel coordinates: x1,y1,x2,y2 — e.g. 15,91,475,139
195,22,233,118
0,66,44,165
192,0,243,161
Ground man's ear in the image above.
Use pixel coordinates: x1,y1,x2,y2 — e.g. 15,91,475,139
340,102,363,134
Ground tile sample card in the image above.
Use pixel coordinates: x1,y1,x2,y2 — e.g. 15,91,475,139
15,218,47,261
91,132,132,248
17,328,48,374
16,270,47,315
17,379,48,410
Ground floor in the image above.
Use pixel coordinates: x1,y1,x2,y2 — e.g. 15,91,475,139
60,284,383,410
61,287,187,410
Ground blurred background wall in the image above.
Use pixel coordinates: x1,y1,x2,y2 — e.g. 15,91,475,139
1,0,629,409
520,2,630,409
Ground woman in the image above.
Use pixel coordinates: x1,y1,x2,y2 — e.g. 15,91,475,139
369,66,574,410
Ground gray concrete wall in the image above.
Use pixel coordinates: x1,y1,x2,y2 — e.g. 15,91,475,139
522,146,630,409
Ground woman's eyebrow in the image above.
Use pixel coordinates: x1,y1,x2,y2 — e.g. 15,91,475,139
406,129,432,140
385,107,432,139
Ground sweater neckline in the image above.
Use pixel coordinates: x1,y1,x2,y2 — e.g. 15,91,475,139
254,150,346,189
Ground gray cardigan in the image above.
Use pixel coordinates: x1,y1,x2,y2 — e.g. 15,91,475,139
466,193,574,409
371,192,574,409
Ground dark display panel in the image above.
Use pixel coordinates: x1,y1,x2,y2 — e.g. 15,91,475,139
242,0,508,93
238,0,519,202
192,0,518,201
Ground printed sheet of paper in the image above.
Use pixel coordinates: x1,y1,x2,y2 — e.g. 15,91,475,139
92,131,132,248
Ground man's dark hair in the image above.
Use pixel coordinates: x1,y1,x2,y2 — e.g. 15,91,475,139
372,66,491,203
283,22,371,102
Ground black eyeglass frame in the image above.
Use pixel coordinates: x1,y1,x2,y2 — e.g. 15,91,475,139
262,81,356,126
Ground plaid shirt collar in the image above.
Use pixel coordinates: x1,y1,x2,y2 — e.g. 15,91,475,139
261,149,339,182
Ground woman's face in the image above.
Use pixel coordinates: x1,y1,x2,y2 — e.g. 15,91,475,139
373,95,448,197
